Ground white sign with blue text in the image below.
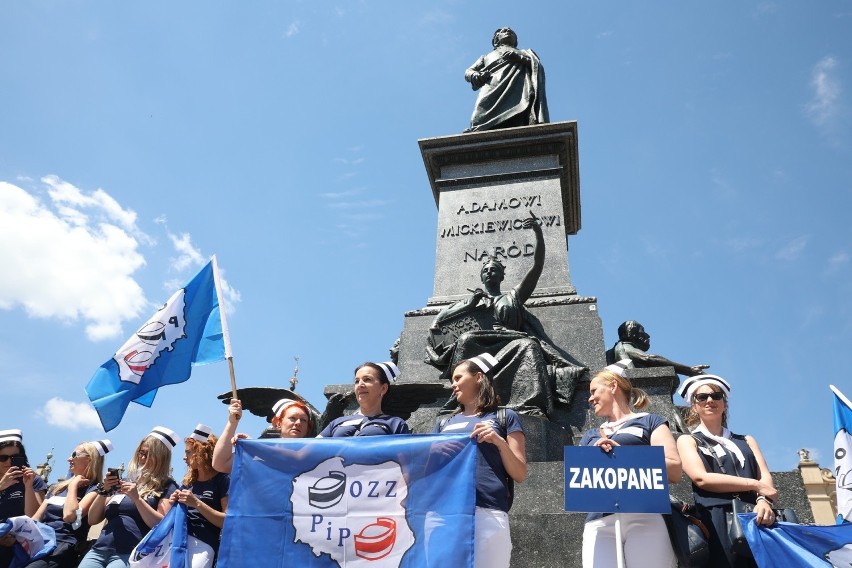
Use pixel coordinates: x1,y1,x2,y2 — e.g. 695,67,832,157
564,446,670,514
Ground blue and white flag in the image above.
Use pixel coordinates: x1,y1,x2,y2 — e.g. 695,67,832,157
86,260,226,431
129,503,189,568
832,384,852,523
218,434,476,568
740,513,852,567
0,516,57,567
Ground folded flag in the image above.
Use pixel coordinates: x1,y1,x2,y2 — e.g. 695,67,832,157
832,384,852,523
0,516,57,567
129,502,189,568
218,434,477,567
740,513,852,567
86,259,225,431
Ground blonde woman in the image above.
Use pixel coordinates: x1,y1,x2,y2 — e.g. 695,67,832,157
28,440,111,568
79,427,179,568
676,375,778,568
171,424,229,568
579,361,681,568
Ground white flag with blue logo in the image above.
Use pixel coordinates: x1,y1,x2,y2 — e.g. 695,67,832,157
832,384,852,523
218,434,476,567
0,516,57,566
86,259,226,431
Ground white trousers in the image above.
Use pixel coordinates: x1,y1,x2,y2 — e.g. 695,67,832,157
582,513,676,568
475,506,512,568
186,535,215,568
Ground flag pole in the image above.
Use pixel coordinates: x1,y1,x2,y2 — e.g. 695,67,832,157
211,255,238,400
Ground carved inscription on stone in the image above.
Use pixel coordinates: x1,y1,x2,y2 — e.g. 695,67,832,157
438,193,563,262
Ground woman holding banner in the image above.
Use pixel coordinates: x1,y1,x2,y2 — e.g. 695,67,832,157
676,375,778,568
318,362,411,437
580,361,681,568
212,397,314,473
79,427,179,568
171,424,228,568
433,353,527,568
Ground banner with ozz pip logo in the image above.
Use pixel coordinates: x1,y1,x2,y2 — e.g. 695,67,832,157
218,435,476,567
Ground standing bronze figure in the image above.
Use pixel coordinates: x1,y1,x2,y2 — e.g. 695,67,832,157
464,27,549,133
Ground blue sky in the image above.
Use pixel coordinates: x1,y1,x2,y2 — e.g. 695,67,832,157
1,2,850,483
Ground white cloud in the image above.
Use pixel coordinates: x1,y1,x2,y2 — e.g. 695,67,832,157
326,199,392,210
285,21,301,38
725,236,765,253
163,233,241,315
0,179,148,340
805,56,841,127
168,232,205,272
37,397,102,430
320,189,363,199
827,251,850,273
775,235,809,261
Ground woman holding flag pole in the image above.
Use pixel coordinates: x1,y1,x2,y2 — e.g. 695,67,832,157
211,398,314,473
579,360,681,568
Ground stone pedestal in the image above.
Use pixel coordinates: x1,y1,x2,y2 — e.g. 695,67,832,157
395,122,605,443
418,121,581,304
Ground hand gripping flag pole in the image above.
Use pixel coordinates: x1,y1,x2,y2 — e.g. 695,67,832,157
211,255,238,400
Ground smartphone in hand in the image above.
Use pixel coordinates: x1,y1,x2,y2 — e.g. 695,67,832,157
10,456,27,469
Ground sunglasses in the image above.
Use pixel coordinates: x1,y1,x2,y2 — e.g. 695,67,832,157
0,454,21,463
69,451,88,459
694,392,725,403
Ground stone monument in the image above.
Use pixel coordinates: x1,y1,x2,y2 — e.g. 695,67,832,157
313,29,814,567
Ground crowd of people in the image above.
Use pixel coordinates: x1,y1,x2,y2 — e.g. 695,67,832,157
1,357,779,568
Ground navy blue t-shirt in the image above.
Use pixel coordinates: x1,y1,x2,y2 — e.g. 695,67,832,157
433,409,524,512
183,472,229,549
0,474,46,519
580,413,668,521
41,483,98,544
92,479,178,554
690,431,760,508
319,414,410,437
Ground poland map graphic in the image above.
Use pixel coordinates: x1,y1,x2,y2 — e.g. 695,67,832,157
113,287,187,384
291,457,414,567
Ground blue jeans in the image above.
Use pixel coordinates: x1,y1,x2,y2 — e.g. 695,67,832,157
77,548,131,568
